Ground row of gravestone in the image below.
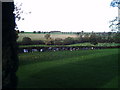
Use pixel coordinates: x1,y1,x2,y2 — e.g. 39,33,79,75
19,46,120,53
19,47,103,53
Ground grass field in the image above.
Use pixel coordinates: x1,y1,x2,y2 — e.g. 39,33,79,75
68,43,120,47
19,43,120,48
17,33,78,42
17,49,119,88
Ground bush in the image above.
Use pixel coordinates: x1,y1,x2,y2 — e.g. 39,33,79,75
54,38,63,45
113,33,120,43
89,33,98,45
63,37,75,45
32,40,45,45
22,37,32,45
21,31,24,33
38,31,41,33
33,31,36,33
90,41,98,45
45,38,54,45
44,34,51,39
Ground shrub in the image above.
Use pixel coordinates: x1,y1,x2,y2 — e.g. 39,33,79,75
44,34,51,39
22,37,32,45
45,38,54,45
54,38,63,45
33,31,36,33
38,31,41,33
63,37,75,45
21,31,24,33
113,33,120,43
32,40,45,45
89,33,98,45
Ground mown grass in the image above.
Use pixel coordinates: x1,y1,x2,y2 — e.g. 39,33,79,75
17,49,119,88
68,43,120,47
19,43,120,48
19,44,65,48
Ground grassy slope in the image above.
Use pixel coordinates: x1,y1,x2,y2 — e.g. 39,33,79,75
17,33,78,42
19,43,120,48
68,43,120,47
17,49,119,88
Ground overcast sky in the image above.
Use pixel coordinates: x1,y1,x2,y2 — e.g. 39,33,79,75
14,0,118,32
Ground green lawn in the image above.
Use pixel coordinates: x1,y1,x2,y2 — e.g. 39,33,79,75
17,49,119,88
19,43,120,48
68,43,120,47
19,44,65,48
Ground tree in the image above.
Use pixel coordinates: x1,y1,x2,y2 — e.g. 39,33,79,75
32,40,45,45
14,2,31,30
89,33,98,45
76,32,81,36
44,34,51,40
63,37,75,45
96,35,102,43
54,38,63,45
33,31,36,33
44,34,54,45
110,0,120,8
15,30,19,40
82,34,90,42
109,17,119,32
21,31,24,33
22,37,32,45
44,37,54,45
109,0,120,32
106,32,114,43
2,2,19,88
113,32,120,43
38,31,41,33
81,31,84,34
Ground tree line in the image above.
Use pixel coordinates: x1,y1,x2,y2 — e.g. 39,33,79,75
18,30,84,34
17,32,120,46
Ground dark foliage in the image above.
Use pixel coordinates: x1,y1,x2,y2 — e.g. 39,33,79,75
113,32,120,43
33,31,36,33
63,37,75,45
20,31,24,33
38,31,41,33
32,40,45,45
44,34,51,39
54,38,63,45
2,2,19,89
22,37,32,45
89,33,98,45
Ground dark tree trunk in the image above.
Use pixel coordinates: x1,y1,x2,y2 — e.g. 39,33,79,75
2,2,19,89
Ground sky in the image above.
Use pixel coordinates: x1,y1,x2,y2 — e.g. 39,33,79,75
14,0,118,32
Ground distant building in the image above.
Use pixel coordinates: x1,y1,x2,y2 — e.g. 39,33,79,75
50,31,61,33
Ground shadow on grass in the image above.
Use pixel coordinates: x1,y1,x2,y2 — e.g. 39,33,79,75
18,53,118,88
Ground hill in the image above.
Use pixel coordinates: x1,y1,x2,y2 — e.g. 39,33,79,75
17,33,78,42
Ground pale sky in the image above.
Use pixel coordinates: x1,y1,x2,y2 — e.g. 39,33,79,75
14,0,118,32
